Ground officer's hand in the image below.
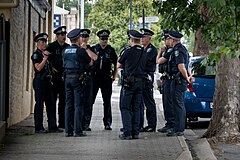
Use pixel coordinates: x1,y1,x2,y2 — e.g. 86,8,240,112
81,42,87,49
189,76,195,83
43,51,50,59
160,46,166,55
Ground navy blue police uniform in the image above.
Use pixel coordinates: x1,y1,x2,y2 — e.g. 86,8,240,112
139,28,158,132
46,26,70,128
92,30,118,130
167,30,190,136
78,29,95,131
118,30,147,139
64,29,91,137
157,30,175,133
31,33,59,133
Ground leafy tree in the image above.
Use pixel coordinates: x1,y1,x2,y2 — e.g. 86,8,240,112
88,0,162,53
153,0,240,142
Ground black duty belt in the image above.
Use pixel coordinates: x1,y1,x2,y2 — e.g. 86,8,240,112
65,74,80,78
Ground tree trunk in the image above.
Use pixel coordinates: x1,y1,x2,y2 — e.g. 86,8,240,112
203,55,240,142
193,28,209,56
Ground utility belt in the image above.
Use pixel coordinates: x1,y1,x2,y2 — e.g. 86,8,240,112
35,74,53,85
35,73,52,80
122,76,143,88
65,72,90,86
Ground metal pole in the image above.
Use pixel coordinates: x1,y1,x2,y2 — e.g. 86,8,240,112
81,0,84,28
78,0,80,28
129,0,132,30
142,9,145,29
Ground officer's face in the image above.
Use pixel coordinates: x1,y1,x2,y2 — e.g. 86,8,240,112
99,37,108,47
80,35,89,43
164,37,171,46
56,32,67,42
141,36,151,46
37,40,47,51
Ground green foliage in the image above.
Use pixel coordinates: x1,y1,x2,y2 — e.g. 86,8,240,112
153,0,240,61
88,0,162,53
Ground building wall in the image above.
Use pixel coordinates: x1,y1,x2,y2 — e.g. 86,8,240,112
0,0,53,126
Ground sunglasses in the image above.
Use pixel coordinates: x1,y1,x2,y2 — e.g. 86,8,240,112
100,37,108,41
81,35,89,38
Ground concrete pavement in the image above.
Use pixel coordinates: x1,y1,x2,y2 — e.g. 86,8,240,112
0,81,198,160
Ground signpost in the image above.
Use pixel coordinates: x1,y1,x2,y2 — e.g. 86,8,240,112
138,16,159,23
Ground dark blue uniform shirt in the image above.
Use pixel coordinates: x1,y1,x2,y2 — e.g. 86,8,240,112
63,44,91,74
144,43,157,73
169,43,189,75
92,44,118,74
46,41,70,74
118,45,146,78
31,48,51,77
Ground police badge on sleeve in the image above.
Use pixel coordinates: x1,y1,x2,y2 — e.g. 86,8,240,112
175,50,179,57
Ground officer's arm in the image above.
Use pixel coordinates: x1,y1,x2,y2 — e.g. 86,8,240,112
81,42,98,61
112,62,118,81
157,57,167,64
117,62,123,68
86,48,98,61
35,51,49,71
188,67,195,82
156,46,166,64
178,64,190,83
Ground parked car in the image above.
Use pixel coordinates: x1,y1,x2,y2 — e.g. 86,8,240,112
156,56,216,122
185,56,215,122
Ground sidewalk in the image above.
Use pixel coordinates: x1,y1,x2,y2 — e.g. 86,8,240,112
0,82,192,160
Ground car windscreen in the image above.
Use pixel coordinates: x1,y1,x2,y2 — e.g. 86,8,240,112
191,58,216,78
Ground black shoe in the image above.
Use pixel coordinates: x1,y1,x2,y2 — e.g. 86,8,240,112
119,134,132,140
35,129,48,134
132,135,139,139
157,126,170,133
48,128,64,133
120,128,123,132
84,127,92,131
65,133,73,137
105,125,112,130
176,132,184,136
139,128,144,132
74,132,87,137
143,126,156,132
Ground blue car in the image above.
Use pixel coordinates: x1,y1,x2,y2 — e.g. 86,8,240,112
185,56,215,122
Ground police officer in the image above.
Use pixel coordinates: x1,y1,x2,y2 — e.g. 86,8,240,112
63,29,93,137
118,30,147,140
92,30,118,130
79,29,98,131
139,28,158,132
156,30,175,133
166,30,194,136
46,26,70,128
31,33,62,133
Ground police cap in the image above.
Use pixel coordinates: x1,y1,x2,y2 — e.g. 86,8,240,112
140,28,154,36
54,26,67,34
80,29,90,36
163,30,169,39
128,30,143,39
168,30,183,40
67,28,81,40
97,30,110,37
34,33,48,42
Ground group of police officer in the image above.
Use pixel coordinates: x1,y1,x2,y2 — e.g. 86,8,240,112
31,25,194,139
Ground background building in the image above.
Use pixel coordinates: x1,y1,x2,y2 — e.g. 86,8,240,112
0,0,54,142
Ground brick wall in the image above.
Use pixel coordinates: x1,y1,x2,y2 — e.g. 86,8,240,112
7,0,52,126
